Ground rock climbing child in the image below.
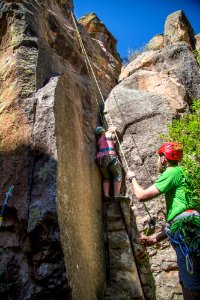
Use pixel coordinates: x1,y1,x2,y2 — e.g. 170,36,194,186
95,126,128,201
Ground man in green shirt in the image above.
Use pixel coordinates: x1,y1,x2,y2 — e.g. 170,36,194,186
154,166,189,223
127,142,200,300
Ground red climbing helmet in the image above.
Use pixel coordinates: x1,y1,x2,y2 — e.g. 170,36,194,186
157,142,183,162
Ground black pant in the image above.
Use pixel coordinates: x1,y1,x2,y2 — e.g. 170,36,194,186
181,284,200,300
171,231,200,291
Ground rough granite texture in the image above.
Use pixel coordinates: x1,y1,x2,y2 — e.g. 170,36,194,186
0,2,200,300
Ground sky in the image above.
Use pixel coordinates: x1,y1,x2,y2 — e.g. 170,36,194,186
73,0,200,59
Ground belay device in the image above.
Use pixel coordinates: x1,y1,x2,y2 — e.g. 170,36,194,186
146,218,156,236
0,186,14,227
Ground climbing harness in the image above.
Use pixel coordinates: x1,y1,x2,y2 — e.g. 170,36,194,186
69,8,158,232
166,213,200,274
0,186,14,227
166,226,194,274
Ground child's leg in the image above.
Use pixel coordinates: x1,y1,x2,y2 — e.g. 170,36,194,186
109,158,122,197
113,180,122,197
99,167,111,197
103,180,110,197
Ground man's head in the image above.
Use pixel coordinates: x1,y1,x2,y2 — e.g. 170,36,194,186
95,126,105,136
157,142,183,172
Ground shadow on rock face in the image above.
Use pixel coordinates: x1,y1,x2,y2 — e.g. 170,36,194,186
0,144,71,300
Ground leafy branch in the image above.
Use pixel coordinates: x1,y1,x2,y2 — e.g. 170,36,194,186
161,100,200,205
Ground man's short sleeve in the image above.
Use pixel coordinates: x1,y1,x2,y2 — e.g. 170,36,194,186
154,168,178,194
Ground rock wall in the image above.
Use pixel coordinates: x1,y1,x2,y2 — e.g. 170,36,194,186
144,10,197,52
106,10,200,300
164,11,195,49
0,0,121,299
0,2,200,299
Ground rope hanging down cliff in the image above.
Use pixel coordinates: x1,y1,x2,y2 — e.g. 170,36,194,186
70,10,129,170
69,9,157,222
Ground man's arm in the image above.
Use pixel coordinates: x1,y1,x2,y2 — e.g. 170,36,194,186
140,230,167,245
127,171,161,201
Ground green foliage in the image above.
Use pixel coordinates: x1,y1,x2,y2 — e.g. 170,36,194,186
162,100,200,201
126,46,147,63
193,49,200,66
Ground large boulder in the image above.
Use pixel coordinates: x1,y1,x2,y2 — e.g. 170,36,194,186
105,38,200,299
144,10,196,55
119,42,200,100
164,10,196,49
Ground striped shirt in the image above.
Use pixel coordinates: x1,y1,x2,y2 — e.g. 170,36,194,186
96,131,116,159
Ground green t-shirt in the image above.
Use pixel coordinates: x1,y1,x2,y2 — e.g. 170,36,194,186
154,166,190,222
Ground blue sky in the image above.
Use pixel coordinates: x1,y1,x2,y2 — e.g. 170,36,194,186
73,0,200,59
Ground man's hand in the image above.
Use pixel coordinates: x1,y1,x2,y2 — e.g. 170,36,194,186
140,233,157,246
140,230,167,246
127,170,135,179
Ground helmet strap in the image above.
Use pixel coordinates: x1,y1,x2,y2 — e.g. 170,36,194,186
160,156,167,169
